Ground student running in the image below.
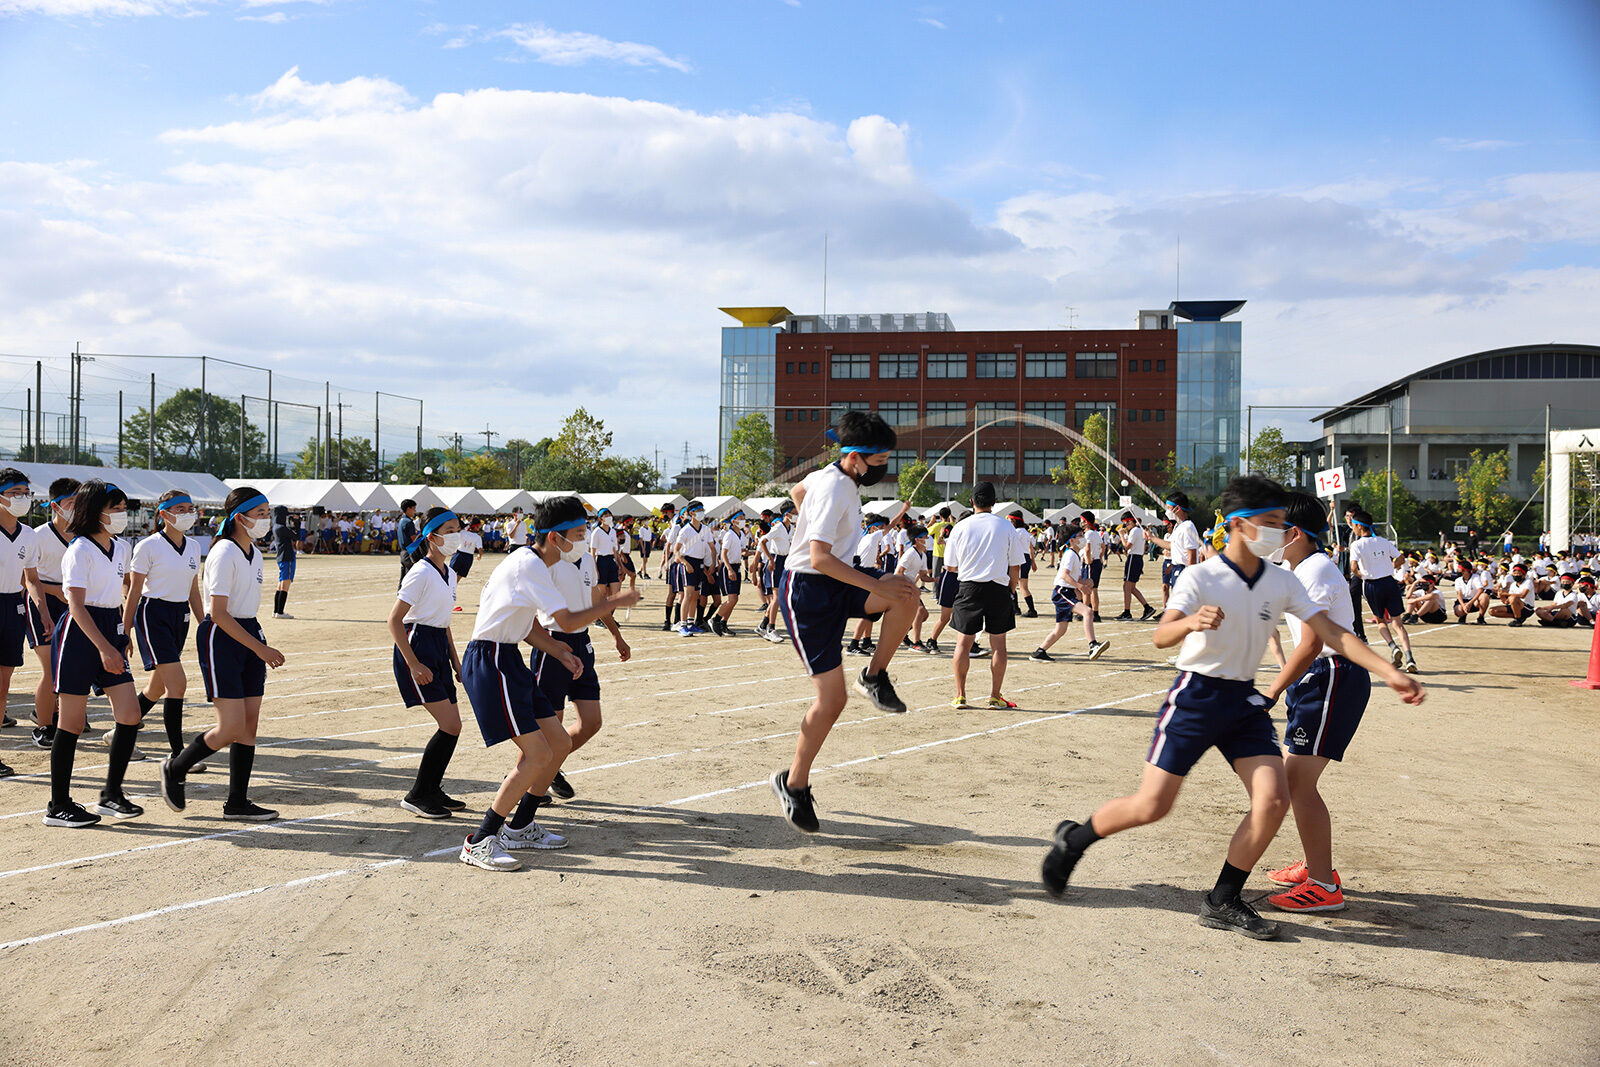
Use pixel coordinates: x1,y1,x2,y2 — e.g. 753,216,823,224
1031,522,1109,662
1349,510,1419,672
1114,511,1158,621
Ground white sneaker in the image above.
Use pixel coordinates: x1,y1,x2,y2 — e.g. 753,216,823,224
459,834,522,871
762,627,786,644
498,821,569,850
273,612,294,620
1087,639,1110,661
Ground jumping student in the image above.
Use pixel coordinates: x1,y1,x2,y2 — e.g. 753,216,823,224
26,477,79,750
1010,513,1039,617
1257,492,1373,914
271,504,296,619
1349,511,1418,672
589,508,621,605
945,482,1024,709
46,480,143,826
1039,475,1425,940
388,508,469,819
0,470,38,776
1031,523,1109,662
895,526,933,650
529,496,640,806
771,411,919,833
450,519,484,580
713,511,747,636
126,489,205,769
1115,512,1158,621
159,487,286,822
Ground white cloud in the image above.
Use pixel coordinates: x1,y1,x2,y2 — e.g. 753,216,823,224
1436,137,1522,152
245,66,412,115
237,10,285,22
918,17,946,29
0,0,195,13
496,22,691,72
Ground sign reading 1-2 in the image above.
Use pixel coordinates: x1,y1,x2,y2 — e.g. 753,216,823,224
1314,467,1347,499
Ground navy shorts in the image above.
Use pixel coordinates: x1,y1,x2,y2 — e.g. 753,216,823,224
461,639,556,747
449,551,474,578
1124,553,1144,584
1364,575,1405,619
1283,655,1370,761
1089,560,1104,588
770,553,786,591
1147,672,1281,777
778,568,881,677
667,561,684,593
532,630,601,710
0,590,27,667
278,555,296,582
595,555,620,585
25,589,66,650
1050,585,1082,623
1019,558,1031,580
684,559,714,596
719,565,742,597
394,623,458,707
936,569,959,609
197,617,268,701
619,553,636,575
134,597,191,670
1166,563,1186,589
52,604,134,696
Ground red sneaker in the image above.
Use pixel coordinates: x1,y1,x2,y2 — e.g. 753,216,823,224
1268,859,1308,886
1268,877,1345,913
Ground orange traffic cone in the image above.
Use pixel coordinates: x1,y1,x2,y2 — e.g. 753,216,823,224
1574,621,1600,690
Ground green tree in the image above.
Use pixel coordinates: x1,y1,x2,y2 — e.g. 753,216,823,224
1246,427,1296,485
22,443,103,466
1455,448,1516,534
121,388,272,477
551,407,613,472
1350,468,1421,538
1053,413,1112,506
895,458,940,508
291,435,375,480
721,412,778,498
389,449,450,486
447,452,514,489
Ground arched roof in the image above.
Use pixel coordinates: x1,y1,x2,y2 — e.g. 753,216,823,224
1313,343,1600,424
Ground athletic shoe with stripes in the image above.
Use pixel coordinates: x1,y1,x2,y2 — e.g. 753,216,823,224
460,834,522,871
95,794,144,819
223,800,279,822
770,768,819,833
1199,894,1281,939
1087,640,1111,661
0,759,13,778
1268,859,1309,886
31,725,55,749
42,800,101,828
158,757,186,812
854,668,906,714
1268,878,1346,913
499,822,568,850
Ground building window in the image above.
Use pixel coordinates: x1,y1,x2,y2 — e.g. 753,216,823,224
928,450,965,479
830,402,854,425
879,353,918,379
976,352,1017,379
1075,352,1118,379
811,410,820,421
784,410,794,421
926,401,966,427
785,362,794,374
831,354,869,379
1024,401,1067,427
1155,409,1165,422
927,352,967,379
877,401,918,427
1156,359,1166,372
977,449,1015,477
1141,459,1151,471
1143,359,1152,372
1023,449,1062,477
1025,351,1068,378
885,449,917,475
1128,359,1138,373
1143,409,1152,422
976,401,1015,427
1075,402,1116,430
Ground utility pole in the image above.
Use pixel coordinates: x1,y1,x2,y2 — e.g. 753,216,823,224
324,381,331,479
118,391,124,467
35,361,43,463
482,425,498,451
336,395,344,480
199,355,208,474
374,390,381,481
148,373,155,469
239,395,246,477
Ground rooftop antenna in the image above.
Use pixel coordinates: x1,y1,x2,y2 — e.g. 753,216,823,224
1060,306,1078,331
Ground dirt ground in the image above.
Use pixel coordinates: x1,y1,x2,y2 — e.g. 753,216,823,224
0,553,1596,1066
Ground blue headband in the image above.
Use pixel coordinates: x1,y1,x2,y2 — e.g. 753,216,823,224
1292,522,1328,547
536,518,588,534
408,510,459,552
0,480,26,494
157,495,192,512
226,493,269,529
50,492,75,506
1224,507,1283,521
840,446,890,455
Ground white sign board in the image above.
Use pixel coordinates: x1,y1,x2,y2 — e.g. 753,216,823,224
1453,525,1468,534
1118,495,1133,507
1314,467,1347,498
933,465,962,482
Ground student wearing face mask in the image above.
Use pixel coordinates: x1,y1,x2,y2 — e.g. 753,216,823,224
713,511,748,636
675,502,716,637
44,481,143,826
1040,475,1425,940
1031,523,1109,662
1149,493,1201,607
159,487,287,823
589,508,621,604
388,508,468,819
25,477,80,750
0,469,40,776
125,489,206,769
271,505,297,620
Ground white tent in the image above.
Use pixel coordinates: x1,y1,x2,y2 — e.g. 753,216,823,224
994,501,1042,523
1044,503,1085,523
634,493,688,516
225,478,364,512
524,489,578,505
477,489,534,514
581,492,650,518
429,486,495,516
338,481,398,510
925,499,971,519
693,495,753,521
743,495,793,516
381,483,446,510
14,462,230,505
863,499,915,519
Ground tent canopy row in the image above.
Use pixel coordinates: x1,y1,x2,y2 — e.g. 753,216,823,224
10,461,231,505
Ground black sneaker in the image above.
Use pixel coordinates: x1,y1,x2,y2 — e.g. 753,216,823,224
1030,648,1053,662
969,644,990,659
854,667,907,714
1,714,16,728
549,770,576,800
31,725,55,749
1040,820,1085,897
159,757,187,812
0,759,12,778
400,794,452,819
660,622,673,632
95,794,145,819
923,639,941,655
902,635,915,649
1198,893,1280,940
845,642,868,657
1508,616,1524,627
42,800,101,828
223,800,280,822
1023,609,1038,619
770,769,819,833
1140,606,1159,621
1093,612,1103,623
430,790,468,811
1114,610,1133,621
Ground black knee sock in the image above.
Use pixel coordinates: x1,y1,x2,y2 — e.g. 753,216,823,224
273,590,287,615
672,603,681,624
162,697,184,755
102,721,140,798
170,732,217,776
49,728,80,807
507,791,544,830
1025,595,1035,612
137,692,157,719
470,808,506,844
665,601,675,625
1065,816,1102,853
411,729,458,798
227,743,256,806
1209,861,1250,906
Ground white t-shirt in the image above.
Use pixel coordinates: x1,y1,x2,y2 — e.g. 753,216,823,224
1012,525,1036,563
63,536,130,610
677,522,717,563
765,522,791,556
1351,535,1399,580
856,529,885,568
0,522,37,596
458,530,483,555
1169,520,1201,565
505,516,528,547
1053,548,1086,593
1283,552,1355,659
131,532,202,604
589,525,618,557
32,522,69,584
1454,572,1486,600
539,556,597,634
472,548,562,645
397,558,458,628
204,538,264,619
1506,576,1535,609
721,529,746,567
1167,554,1320,682
1082,529,1103,561
1124,525,1147,555
786,464,864,576
896,544,930,580
944,512,1025,586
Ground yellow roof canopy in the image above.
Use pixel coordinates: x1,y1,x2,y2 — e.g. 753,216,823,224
719,306,793,327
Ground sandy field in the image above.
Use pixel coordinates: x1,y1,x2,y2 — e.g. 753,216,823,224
0,553,1596,1066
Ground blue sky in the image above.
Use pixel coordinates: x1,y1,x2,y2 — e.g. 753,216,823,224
2,0,1597,470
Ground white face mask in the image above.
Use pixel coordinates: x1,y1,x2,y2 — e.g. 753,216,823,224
244,516,271,538
435,531,463,555
104,511,129,535
4,495,31,517
600,517,612,529
169,511,197,532
558,534,584,563
1242,522,1287,559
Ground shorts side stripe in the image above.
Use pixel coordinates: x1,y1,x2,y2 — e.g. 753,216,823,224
1147,671,1193,767
1313,659,1338,757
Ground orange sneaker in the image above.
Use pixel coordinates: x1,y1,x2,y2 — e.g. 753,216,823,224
1268,859,1309,886
1268,876,1345,913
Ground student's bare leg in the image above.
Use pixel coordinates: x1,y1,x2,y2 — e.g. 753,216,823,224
1038,620,1071,652
1284,754,1334,883
788,667,848,788
567,698,602,752
520,716,574,799
490,731,558,817
987,633,1009,699
1086,762,1185,836
862,592,915,676
33,646,55,728
1390,616,1412,655
952,631,974,701
928,605,952,643
1226,755,1291,871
